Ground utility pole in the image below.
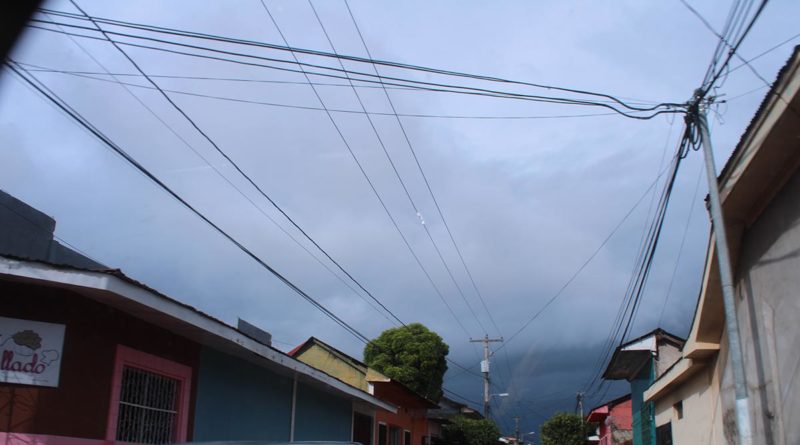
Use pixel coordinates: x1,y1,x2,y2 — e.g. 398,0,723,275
470,335,503,418
691,94,752,445
576,392,584,419
514,416,520,445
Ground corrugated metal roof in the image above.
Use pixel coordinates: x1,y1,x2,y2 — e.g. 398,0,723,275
0,253,396,412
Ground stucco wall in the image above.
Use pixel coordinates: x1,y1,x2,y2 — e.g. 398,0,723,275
733,168,800,445
653,361,725,444
295,343,369,391
656,169,800,445
193,347,293,441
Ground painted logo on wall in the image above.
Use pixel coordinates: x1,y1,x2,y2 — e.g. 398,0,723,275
0,316,65,387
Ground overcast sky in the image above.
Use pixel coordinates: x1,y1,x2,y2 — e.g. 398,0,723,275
2,0,799,436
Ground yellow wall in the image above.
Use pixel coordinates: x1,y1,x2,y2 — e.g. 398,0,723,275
295,343,370,392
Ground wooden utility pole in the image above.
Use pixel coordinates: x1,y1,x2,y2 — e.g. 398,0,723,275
470,335,503,418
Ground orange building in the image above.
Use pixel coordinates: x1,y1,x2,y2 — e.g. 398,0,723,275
290,337,437,445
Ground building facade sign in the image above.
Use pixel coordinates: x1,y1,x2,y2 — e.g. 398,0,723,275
0,316,65,387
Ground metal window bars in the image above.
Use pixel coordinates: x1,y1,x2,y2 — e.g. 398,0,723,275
116,366,179,445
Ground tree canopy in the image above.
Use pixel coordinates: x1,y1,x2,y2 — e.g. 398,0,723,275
539,412,594,445
440,416,500,445
363,323,449,400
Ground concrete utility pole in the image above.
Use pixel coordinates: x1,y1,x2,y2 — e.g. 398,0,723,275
692,97,753,445
470,335,503,418
576,392,584,419
514,416,520,444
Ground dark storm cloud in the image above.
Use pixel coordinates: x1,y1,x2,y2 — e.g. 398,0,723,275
2,0,799,434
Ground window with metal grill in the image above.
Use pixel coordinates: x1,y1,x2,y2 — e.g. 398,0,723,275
115,366,179,445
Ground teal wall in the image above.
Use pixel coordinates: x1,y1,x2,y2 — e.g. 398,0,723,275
193,347,355,442
193,347,293,441
631,362,655,445
294,381,353,441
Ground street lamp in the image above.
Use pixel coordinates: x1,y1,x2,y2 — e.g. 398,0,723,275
485,392,509,418
522,432,536,445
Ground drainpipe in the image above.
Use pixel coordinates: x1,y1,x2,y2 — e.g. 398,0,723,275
290,373,298,442
695,105,752,445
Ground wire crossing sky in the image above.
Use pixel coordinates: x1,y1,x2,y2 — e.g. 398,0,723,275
2,0,799,435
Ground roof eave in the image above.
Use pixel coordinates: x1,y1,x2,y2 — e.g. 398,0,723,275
0,256,396,414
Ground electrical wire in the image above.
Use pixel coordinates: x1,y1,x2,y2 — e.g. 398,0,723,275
728,32,800,74
343,0,527,395
29,10,397,324
305,0,490,337
35,7,676,111
19,62,652,121
255,0,485,350
657,163,704,326
482,162,677,363
8,59,483,393
64,0,411,329
0,195,105,267
701,0,769,96
25,18,684,119
343,0,507,339
6,60,374,344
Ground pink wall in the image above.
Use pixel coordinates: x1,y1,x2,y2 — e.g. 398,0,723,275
592,398,632,444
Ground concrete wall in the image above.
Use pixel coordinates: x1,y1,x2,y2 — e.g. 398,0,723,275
653,361,725,444
193,347,293,441
294,382,353,441
653,169,800,445
732,168,800,445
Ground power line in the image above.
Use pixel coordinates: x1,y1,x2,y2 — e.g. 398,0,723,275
342,0,519,403
8,60,483,392
700,0,769,96
35,7,676,111
304,0,489,337
481,162,678,362
255,0,481,342
658,163,704,325
728,32,800,74
678,0,776,95
65,0,408,328
0,194,105,267
6,60,373,344
20,62,650,121
26,17,684,119
32,9,396,322
343,0,505,339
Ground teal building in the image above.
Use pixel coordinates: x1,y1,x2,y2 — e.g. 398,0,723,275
603,329,684,445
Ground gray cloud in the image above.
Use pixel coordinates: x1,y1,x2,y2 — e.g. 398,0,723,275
2,0,799,434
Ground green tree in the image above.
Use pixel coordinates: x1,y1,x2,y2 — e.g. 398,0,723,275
363,323,449,400
441,416,500,445
539,412,594,445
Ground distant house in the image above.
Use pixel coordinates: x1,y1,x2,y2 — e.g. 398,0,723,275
426,396,482,442
643,46,800,445
290,337,438,445
587,393,633,445
0,191,394,445
602,329,684,445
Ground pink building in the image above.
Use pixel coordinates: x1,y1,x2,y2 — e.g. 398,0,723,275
587,394,632,445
